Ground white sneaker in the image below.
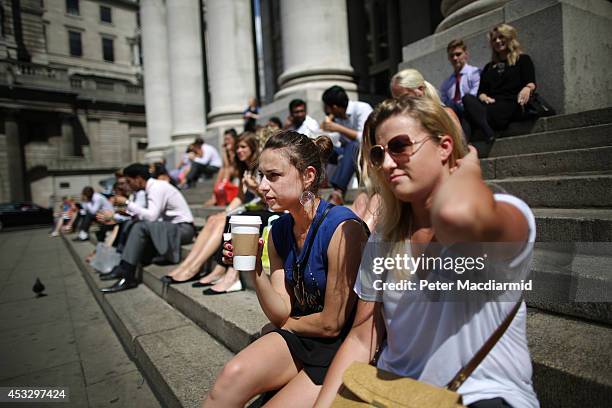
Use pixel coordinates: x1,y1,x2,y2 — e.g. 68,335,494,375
50,231,59,237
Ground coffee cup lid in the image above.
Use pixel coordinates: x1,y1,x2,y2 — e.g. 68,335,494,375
229,215,262,225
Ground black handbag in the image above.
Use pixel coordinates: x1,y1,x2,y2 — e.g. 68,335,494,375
524,92,556,118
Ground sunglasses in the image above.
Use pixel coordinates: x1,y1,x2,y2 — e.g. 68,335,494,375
369,135,434,168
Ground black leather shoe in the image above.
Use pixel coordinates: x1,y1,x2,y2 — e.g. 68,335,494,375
100,278,138,293
99,267,124,281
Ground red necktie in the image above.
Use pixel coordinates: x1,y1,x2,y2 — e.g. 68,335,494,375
453,73,462,102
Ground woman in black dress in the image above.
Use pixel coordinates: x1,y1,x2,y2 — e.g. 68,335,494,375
462,24,536,142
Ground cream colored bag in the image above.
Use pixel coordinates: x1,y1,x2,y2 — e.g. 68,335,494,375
332,301,521,408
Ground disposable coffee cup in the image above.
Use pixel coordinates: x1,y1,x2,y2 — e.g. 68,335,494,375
230,215,262,271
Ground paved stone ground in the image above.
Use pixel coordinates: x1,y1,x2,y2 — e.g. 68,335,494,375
0,229,161,408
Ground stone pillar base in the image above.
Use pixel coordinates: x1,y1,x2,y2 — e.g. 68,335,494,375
275,67,357,100
261,85,358,129
145,145,170,163
399,0,612,115
205,119,244,150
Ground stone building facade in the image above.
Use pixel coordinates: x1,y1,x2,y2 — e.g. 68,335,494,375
3,0,610,205
0,0,145,206
141,0,611,166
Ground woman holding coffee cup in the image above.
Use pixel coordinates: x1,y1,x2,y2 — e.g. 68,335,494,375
202,131,369,407
163,132,264,286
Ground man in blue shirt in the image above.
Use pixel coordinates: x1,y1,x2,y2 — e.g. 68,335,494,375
440,39,481,116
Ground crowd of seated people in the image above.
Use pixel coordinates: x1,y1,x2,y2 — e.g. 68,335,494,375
201,22,541,408
51,22,545,407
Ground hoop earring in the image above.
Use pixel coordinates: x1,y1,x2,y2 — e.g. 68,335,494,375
299,190,315,207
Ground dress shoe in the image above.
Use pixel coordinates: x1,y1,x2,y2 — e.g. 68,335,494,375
202,279,243,295
191,278,221,288
100,278,138,293
99,267,124,281
161,274,200,284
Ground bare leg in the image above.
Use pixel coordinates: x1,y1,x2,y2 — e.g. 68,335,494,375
263,370,321,408
198,263,227,285
63,213,78,232
168,212,226,279
202,332,301,408
51,216,64,236
209,267,239,292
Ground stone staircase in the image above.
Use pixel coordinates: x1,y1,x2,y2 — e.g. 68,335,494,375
63,107,612,408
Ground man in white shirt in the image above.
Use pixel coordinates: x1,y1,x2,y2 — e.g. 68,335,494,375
320,85,373,204
285,99,321,138
186,138,222,188
100,163,195,293
73,186,113,241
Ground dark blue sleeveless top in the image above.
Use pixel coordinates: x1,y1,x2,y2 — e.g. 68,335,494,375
270,200,362,316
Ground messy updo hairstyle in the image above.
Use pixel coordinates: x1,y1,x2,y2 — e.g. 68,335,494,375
262,130,333,194
236,131,260,178
364,96,468,242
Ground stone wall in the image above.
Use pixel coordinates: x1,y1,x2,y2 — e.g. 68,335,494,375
43,0,140,81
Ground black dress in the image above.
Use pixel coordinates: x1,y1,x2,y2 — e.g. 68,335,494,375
269,201,362,385
463,54,535,140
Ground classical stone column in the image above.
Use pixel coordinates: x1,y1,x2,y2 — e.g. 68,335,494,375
4,111,25,201
166,0,206,153
140,0,172,161
204,0,256,139
60,115,74,157
436,0,511,32
275,0,356,99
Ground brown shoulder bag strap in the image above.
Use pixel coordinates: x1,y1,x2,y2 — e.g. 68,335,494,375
446,300,522,391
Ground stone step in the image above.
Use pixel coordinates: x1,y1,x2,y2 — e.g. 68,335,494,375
326,173,612,209
526,308,612,408
142,263,268,354
500,107,612,137
532,208,612,242
489,174,612,208
182,189,215,205
190,204,224,219
527,246,612,324
63,238,233,408
481,145,612,179
488,124,612,157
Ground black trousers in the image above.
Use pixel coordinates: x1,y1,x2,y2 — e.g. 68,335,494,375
462,94,522,141
187,162,220,186
78,212,96,233
469,397,512,408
